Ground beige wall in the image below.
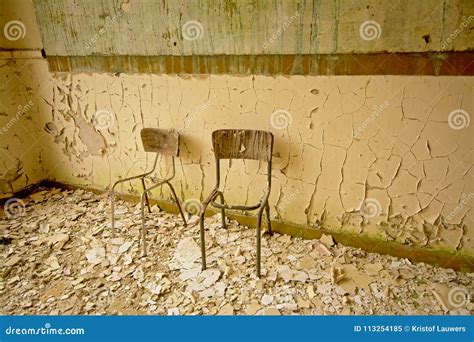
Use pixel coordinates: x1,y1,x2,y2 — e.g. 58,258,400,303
0,0,473,256
0,0,45,195
38,73,471,254
0,58,51,195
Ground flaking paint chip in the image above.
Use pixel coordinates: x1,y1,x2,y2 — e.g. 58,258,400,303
85,247,106,264
1,188,471,315
4,255,22,267
49,233,69,249
320,234,334,247
277,265,308,283
117,241,133,254
217,303,234,315
261,294,273,305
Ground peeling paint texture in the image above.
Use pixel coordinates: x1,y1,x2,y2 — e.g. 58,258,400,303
40,73,472,254
33,0,473,55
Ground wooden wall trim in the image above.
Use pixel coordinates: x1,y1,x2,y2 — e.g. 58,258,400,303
46,52,474,75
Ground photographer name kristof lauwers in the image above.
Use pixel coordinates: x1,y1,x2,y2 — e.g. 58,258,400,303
411,325,466,333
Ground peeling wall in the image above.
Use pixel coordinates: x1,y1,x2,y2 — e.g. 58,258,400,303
39,72,472,254
0,0,46,195
34,0,474,74
34,0,474,55
0,57,52,195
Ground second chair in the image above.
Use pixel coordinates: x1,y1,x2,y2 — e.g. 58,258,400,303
199,129,274,277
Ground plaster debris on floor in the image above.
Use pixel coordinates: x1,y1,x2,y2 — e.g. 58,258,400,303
0,188,472,315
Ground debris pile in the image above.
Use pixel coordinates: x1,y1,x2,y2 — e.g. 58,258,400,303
0,188,472,315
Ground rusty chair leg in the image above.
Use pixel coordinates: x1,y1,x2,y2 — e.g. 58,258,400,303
199,190,219,271
218,192,226,229
256,205,265,278
141,178,151,213
264,201,273,236
199,211,207,270
110,189,116,237
140,180,167,256
165,181,187,226
110,155,159,236
140,191,148,256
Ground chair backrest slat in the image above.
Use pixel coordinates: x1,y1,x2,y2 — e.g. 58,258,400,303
212,129,273,162
140,128,180,156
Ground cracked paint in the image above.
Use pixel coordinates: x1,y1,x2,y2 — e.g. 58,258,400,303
32,0,474,56
5,71,463,255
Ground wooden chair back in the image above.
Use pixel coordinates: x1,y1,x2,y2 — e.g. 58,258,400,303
211,129,273,162
140,128,180,156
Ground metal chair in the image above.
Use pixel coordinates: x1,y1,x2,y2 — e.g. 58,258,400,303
199,129,274,277
110,128,187,256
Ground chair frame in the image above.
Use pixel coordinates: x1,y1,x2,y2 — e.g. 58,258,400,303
110,128,187,256
199,129,274,277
